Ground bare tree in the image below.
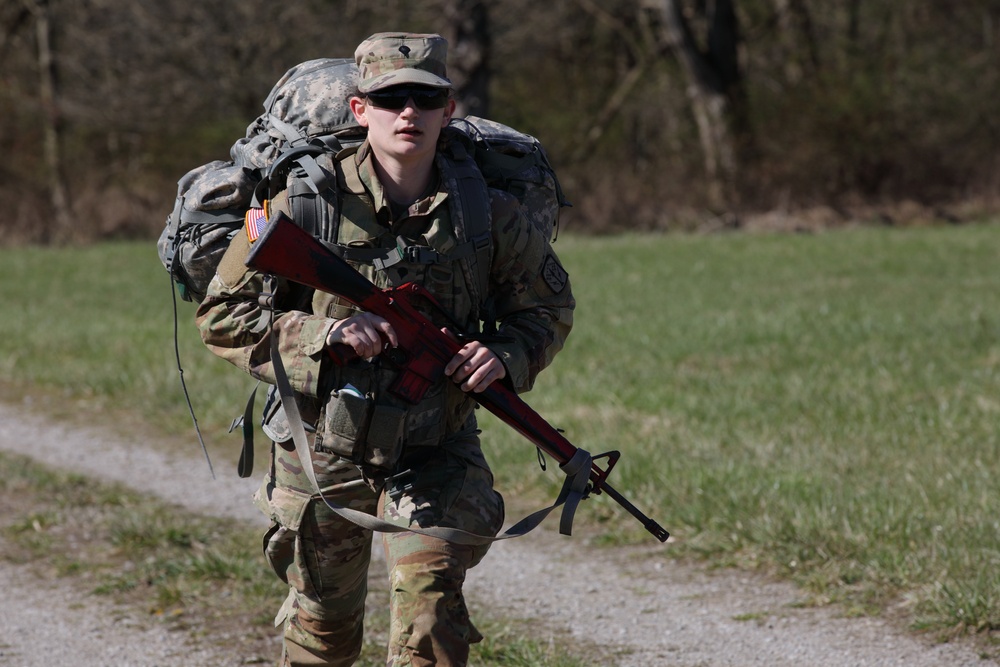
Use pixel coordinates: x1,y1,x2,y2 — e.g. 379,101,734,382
658,0,745,211
772,0,820,82
443,0,491,118
3,0,1000,240
569,0,661,162
25,0,72,241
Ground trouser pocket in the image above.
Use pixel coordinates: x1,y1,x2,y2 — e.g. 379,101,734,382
258,485,319,599
262,522,296,586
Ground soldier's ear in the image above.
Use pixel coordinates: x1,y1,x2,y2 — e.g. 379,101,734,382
440,98,456,128
350,96,370,127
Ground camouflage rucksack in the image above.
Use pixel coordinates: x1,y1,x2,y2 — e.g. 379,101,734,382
158,58,567,305
452,115,567,240
157,58,366,303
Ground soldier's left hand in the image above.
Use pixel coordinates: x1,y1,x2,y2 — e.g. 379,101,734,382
445,340,506,393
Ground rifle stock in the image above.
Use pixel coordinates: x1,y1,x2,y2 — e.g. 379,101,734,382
246,212,669,543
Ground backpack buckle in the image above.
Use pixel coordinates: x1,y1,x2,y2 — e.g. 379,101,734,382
471,232,491,252
401,245,439,264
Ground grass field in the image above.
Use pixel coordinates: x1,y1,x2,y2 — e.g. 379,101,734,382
1,223,998,640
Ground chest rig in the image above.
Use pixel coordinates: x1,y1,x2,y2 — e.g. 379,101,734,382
244,132,597,547
255,134,503,477
280,132,496,335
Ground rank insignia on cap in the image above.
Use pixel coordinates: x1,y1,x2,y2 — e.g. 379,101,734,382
245,201,269,243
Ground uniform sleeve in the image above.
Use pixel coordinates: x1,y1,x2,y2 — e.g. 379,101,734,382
194,223,337,399
486,190,575,393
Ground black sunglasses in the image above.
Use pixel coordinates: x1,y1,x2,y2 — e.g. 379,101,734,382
366,86,450,111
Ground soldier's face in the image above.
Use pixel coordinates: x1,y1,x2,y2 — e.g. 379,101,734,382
351,86,454,166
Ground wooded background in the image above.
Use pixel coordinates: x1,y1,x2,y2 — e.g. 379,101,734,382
2,0,999,243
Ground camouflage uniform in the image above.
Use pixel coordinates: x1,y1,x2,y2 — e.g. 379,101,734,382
195,32,574,667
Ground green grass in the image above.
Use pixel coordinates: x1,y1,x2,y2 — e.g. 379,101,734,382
0,242,254,434
1,224,1000,642
484,224,1000,639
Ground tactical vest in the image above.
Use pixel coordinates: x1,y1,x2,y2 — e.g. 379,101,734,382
261,133,498,472
275,129,495,333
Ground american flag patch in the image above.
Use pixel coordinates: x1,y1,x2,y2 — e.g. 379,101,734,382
245,206,267,243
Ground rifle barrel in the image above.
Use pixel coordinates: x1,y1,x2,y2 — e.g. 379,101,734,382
600,483,670,542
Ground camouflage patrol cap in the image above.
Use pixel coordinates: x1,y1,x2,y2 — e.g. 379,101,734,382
355,32,452,93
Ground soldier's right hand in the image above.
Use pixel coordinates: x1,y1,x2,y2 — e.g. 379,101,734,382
326,313,398,360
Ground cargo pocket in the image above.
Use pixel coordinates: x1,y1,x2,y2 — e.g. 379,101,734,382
260,485,317,598
261,522,295,585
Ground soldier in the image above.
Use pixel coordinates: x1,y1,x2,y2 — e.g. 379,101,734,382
197,32,574,666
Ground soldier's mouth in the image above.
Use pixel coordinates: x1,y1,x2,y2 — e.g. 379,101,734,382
397,129,423,140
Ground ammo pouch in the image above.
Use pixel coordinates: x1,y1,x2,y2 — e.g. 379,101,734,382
312,364,407,471
317,387,406,470
260,369,408,472
313,363,476,473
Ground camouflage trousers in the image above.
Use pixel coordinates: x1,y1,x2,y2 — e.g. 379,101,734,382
254,433,505,667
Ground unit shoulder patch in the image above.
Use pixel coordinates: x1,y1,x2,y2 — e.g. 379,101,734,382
541,254,568,294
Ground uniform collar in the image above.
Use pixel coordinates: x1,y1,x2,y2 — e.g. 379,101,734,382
354,140,450,228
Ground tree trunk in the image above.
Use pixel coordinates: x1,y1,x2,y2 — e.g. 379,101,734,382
569,0,654,162
659,0,743,212
442,0,491,119
780,0,820,73
30,0,73,241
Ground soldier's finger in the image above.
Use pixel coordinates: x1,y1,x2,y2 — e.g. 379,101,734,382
445,346,474,377
466,365,498,393
376,320,398,348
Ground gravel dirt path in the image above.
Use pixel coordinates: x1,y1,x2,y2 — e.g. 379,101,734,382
0,399,993,666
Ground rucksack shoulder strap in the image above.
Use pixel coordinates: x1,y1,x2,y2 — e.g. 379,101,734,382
438,132,494,329
332,148,396,244
273,136,496,328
